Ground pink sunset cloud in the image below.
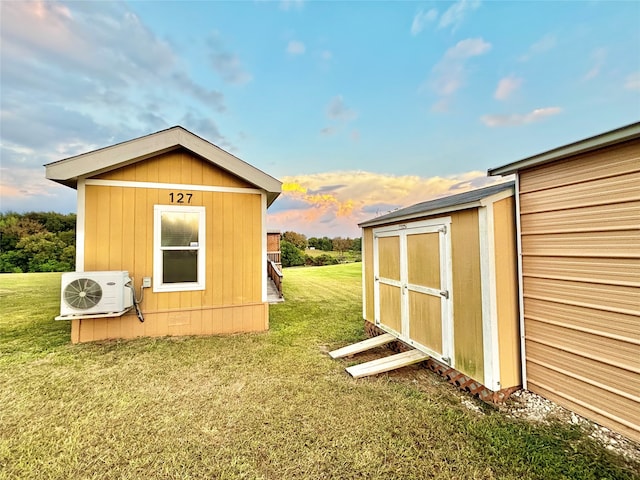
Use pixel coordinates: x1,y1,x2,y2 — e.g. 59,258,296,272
266,170,509,238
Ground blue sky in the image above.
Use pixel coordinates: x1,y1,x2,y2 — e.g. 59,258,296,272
1,0,639,237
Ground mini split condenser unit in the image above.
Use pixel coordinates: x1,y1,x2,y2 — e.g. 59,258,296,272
58,271,134,319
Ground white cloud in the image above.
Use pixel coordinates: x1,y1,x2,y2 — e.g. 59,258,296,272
411,9,438,35
439,0,481,31
320,50,333,61
0,0,232,207
427,38,491,105
624,72,640,91
208,33,252,85
520,33,556,61
287,40,306,55
494,75,522,100
280,0,304,11
584,48,606,81
326,96,357,122
481,107,562,127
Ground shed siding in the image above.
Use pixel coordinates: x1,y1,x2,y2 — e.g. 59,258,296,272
363,209,487,383
493,196,520,388
363,228,375,322
72,150,267,343
519,139,640,442
451,209,484,382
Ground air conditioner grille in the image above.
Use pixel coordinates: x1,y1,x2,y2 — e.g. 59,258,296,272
63,278,103,310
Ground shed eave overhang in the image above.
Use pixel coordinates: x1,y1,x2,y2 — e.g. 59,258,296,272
488,121,640,176
45,126,282,206
359,181,514,229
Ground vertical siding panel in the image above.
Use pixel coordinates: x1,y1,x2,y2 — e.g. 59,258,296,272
363,228,375,322
94,188,111,270
222,308,233,334
84,186,99,271
222,194,234,305
71,320,80,343
181,151,192,185
92,318,108,341
121,187,135,273
109,187,123,270
451,210,484,381
493,197,521,388
203,191,214,307
212,192,224,306
78,319,94,342
106,316,121,340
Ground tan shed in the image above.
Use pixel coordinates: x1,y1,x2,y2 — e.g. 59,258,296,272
489,122,640,442
45,126,282,343
359,182,520,395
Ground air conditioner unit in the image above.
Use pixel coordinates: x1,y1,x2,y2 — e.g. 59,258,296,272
59,271,134,318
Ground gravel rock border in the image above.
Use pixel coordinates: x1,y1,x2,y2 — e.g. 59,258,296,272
494,389,640,462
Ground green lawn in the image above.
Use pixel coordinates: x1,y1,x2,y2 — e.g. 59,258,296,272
0,266,637,479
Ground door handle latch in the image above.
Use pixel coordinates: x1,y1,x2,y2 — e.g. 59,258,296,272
439,290,449,299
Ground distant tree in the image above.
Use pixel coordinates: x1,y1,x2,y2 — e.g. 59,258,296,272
351,237,362,252
0,212,76,272
16,232,75,272
332,237,353,258
282,231,307,250
280,240,305,267
317,236,332,251
0,216,45,252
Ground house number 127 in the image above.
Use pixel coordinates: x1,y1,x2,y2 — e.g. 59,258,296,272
169,192,192,204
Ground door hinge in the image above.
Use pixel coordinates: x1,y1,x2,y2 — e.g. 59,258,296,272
441,356,451,365
439,225,447,234
439,290,449,299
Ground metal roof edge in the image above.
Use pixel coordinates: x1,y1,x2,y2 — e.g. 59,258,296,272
358,181,514,229
488,121,640,176
358,201,483,228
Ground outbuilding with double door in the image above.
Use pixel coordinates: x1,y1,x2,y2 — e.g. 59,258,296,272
359,181,520,397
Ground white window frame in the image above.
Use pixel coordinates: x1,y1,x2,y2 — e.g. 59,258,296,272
153,205,206,293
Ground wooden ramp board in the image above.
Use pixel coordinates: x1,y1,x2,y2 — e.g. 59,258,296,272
329,333,396,359
346,349,430,379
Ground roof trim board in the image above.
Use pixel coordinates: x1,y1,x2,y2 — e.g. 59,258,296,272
359,181,515,228
45,126,282,206
488,122,640,177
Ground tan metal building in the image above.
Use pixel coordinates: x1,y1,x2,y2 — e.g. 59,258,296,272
359,182,521,396
489,122,640,442
46,126,282,343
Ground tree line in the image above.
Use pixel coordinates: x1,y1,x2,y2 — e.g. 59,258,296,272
280,231,362,268
0,214,361,273
0,212,76,273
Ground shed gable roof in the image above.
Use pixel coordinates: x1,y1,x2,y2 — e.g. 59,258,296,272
488,122,640,176
359,181,514,228
45,126,282,206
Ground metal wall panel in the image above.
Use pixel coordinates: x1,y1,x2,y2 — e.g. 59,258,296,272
519,138,640,442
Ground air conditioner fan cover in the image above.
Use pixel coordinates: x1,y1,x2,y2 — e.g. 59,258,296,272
63,277,103,309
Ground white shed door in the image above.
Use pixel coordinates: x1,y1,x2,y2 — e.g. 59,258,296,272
373,220,453,364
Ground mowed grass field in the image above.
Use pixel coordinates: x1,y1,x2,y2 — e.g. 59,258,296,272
1,265,638,479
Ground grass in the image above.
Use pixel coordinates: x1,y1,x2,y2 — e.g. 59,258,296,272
1,265,638,479
304,248,361,263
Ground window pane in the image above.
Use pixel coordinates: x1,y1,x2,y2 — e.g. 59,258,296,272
161,212,199,247
163,250,198,283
